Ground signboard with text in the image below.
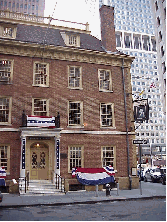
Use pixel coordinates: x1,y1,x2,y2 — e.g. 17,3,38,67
133,140,147,145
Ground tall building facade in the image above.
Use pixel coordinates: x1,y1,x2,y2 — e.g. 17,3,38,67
0,0,45,17
150,0,166,114
99,0,166,163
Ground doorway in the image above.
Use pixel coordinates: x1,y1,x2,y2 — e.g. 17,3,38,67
30,142,49,180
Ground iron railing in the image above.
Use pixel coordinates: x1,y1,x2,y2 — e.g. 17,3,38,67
55,173,65,193
19,172,29,194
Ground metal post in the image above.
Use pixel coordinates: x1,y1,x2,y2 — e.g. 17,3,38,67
25,177,26,193
95,185,98,197
122,58,131,190
117,183,119,196
139,144,142,195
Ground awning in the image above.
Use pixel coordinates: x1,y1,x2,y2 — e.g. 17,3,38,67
72,166,115,185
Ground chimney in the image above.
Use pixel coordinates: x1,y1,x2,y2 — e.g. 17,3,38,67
100,5,116,52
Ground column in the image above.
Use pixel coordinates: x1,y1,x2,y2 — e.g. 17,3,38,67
20,137,26,178
54,137,60,175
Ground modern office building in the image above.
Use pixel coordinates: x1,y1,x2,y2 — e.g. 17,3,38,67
99,0,166,164
150,0,166,114
0,0,45,17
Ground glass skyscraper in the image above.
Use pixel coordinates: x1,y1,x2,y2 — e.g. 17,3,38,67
99,0,166,162
0,0,45,17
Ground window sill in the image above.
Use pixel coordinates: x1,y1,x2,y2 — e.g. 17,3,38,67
68,87,83,90
0,82,12,85
0,123,12,126
1,36,16,39
67,125,84,129
32,84,49,87
99,90,113,93
100,126,116,129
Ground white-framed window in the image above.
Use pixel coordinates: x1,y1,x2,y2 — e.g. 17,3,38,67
68,145,84,172
0,97,12,124
0,59,13,84
98,69,112,92
68,101,83,126
60,32,80,47
100,103,115,127
3,27,13,37
67,34,80,47
102,146,116,169
0,25,17,39
33,62,49,86
0,145,10,174
68,66,82,89
32,98,49,116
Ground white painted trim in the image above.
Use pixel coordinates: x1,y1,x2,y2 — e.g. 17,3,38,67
0,128,19,131
61,130,135,135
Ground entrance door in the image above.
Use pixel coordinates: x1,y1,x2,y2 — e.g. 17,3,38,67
30,143,49,180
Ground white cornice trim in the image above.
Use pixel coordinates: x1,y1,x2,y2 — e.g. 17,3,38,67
61,130,135,135
0,40,133,67
0,128,135,135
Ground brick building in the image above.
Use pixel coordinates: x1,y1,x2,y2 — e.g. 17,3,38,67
0,5,138,191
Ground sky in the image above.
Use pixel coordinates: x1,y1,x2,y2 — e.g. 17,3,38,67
44,0,101,39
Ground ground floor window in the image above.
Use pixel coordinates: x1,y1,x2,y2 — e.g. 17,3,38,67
102,146,116,169
0,145,10,173
68,146,84,172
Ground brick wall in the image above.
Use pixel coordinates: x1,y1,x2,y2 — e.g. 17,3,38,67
0,131,20,180
0,52,135,184
60,134,135,179
0,55,134,132
100,5,116,52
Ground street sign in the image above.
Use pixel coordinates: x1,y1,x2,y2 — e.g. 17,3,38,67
133,139,147,144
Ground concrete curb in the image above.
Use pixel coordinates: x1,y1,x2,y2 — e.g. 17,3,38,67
0,195,165,209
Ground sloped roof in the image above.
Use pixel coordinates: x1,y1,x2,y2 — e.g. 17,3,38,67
14,24,105,52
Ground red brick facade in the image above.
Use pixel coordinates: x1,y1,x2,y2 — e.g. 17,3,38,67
0,6,138,190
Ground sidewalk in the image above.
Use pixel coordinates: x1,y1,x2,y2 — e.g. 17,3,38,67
0,182,166,208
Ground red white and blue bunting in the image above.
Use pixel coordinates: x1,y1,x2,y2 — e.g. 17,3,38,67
0,167,6,179
72,166,115,185
0,167,6,186
27,116,55,127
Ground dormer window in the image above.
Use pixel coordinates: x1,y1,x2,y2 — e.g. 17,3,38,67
68,35,77,45
0,24,17,39
3,27,13,38
60,32,80,47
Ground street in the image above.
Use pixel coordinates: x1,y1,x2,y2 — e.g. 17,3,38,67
0,198,166,221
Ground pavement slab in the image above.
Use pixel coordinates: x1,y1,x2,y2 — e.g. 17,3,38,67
0,181,166,208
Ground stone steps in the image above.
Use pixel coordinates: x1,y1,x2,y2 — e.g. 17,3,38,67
19,180,65,195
